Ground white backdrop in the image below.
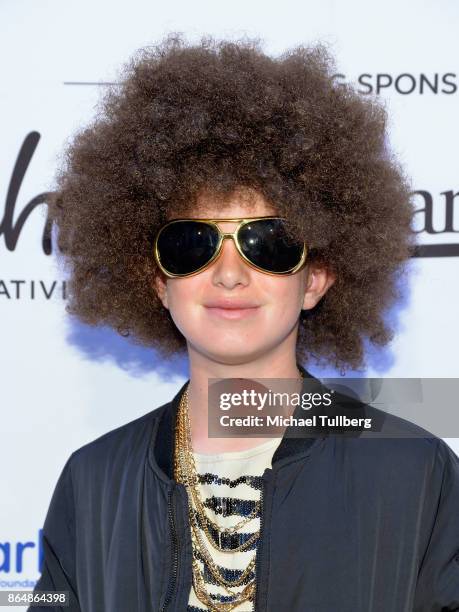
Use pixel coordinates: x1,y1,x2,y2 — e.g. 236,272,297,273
1,0,458,601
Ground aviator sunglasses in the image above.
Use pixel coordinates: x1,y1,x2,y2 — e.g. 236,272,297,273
153,216,308,278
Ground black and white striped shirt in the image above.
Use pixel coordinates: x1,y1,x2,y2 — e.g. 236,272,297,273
186,438,281,612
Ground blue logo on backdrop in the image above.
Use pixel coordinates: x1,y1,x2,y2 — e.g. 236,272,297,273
0,529,44,574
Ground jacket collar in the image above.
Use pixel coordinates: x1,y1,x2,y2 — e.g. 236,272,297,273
151,363,329,482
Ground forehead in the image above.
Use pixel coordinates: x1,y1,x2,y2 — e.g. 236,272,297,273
184,187,278,219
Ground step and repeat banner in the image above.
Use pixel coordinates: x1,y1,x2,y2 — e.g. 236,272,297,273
1,0,458,603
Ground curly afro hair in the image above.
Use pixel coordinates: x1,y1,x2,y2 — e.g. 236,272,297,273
48,32,416,374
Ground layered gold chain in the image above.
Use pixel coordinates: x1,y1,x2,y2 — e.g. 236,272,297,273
173,369,304,611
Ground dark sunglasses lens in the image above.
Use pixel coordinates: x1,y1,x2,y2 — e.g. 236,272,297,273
156,221,219,275
238,219,304,273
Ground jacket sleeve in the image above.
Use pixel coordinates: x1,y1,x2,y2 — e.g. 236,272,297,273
414,439,459,611
27,454,81,612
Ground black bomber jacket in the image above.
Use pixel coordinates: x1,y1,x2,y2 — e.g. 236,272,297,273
30,364,459,611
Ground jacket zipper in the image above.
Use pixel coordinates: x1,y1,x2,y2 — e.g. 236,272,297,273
160,486,179,611
254,467,272,611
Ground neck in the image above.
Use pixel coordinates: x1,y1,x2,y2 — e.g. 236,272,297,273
184,349,304,454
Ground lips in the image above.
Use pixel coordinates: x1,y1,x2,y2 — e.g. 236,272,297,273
203,299,261,320
204,305,260,320
203,299,260,309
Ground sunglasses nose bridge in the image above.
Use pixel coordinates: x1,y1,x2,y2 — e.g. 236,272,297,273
220,231,237,240
217,231,244,264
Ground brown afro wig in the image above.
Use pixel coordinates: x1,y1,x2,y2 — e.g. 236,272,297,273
47,32,416,374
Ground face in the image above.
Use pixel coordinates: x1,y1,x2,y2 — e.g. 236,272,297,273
153,189,335,366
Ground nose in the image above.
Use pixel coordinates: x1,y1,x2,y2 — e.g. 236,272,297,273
210,230,252,286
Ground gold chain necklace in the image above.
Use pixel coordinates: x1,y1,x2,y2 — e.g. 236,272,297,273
177,389,261,548
173,368,305,611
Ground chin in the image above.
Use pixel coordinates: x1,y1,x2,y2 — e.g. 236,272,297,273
195,343,264,363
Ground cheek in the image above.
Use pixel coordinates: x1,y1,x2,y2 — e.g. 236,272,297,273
167,281,193,304
164,279,204,332
166,281,196,315
264,278,305,316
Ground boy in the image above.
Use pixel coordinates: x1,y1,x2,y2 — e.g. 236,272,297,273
31,34,459,610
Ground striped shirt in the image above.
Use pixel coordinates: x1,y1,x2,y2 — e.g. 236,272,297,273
186,437,281,612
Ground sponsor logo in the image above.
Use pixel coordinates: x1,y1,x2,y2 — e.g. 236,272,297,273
333,72,457,95
0,529,44,574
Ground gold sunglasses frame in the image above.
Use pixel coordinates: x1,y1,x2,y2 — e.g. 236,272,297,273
153,216,308,278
